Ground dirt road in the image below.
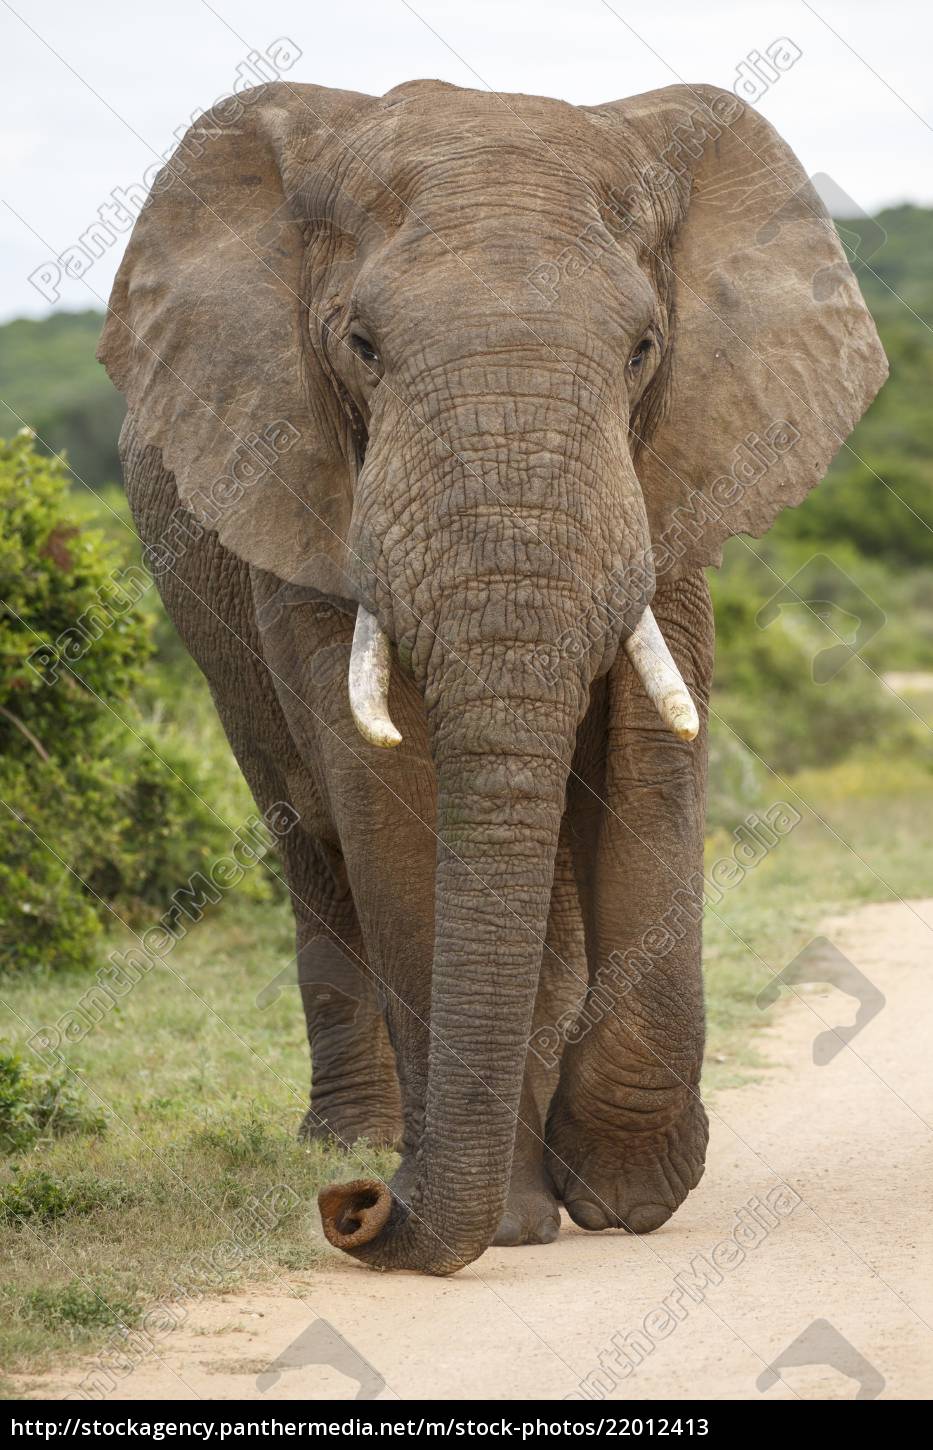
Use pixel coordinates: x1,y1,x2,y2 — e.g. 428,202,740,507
23,898,933,1401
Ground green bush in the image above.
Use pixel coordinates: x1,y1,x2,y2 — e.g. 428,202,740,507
0,1166,131,1225
709,538,917,776
0,433,279,976
0,432,150,741
18,1281,139,1335
0,1048,106,1156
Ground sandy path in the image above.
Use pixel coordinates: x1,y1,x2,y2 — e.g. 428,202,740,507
21,898,933,1402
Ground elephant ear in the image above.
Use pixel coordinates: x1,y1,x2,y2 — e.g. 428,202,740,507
592,85,887,574
98,81,377,593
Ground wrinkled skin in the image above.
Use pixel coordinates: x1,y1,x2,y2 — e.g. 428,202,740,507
101,79,885,1274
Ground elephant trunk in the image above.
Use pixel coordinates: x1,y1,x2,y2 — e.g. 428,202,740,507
320,607,587,1273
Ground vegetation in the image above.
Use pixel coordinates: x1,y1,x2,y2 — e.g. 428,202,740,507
0,903,398,1376
0,204,931,1379
0,1049,106,1156
0,432,280,976
0,312,124,489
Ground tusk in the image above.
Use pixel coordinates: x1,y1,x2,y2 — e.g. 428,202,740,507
624,608,700,741
348,606,403,749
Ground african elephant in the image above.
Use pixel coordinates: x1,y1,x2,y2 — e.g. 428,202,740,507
98,78,885,1275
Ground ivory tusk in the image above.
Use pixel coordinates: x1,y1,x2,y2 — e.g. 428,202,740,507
624,608,700,741
348,606,403,748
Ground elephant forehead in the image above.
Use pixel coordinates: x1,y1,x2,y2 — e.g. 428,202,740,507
330,82,620,212
300,89,667,330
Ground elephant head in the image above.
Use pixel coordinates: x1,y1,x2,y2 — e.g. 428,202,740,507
99,79,885,1273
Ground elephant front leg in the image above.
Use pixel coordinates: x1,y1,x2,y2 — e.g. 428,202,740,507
311,659,438,1218
546,573,713,1234
294,907,403,1151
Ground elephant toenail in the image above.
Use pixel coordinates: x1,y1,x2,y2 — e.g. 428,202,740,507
493,1213,522,1246
538,1218,560,1244
625,1203,672,1234
567,1198,609,1230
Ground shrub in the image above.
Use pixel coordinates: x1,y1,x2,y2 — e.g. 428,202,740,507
0,1048,106,1156
193,1107,285,1165
18,1281,139,1334
0,1167,130,1225
709,539,916,775
0,433,279,975
0,431,150,748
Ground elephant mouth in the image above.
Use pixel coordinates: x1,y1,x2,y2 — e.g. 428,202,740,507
346,603,700,749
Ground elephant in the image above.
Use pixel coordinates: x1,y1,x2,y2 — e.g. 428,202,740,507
98,77,885,1276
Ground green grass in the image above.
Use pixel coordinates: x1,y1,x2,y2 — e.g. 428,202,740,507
1,754,932,1378
702,753,933,1089
0,900,398,1377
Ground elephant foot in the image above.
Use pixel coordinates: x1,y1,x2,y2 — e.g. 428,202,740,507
493,1169,561,1247
545,1092,708,1233
298,1104,401,1152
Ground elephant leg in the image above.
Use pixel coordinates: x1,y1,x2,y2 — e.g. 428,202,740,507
202,684,403,1150
239,762,403,1146
546,572,713,1234
120,440,402,1148
209,651,403,1151
246,571,436,1201
310,669,437,1208
286,846,403,1150
495,827,586,1245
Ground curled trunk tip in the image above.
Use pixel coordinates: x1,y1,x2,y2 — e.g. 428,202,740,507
318,1178,394,1251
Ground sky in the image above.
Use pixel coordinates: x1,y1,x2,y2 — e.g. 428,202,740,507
0,0,930,322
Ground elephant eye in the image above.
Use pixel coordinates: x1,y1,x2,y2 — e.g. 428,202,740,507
627,335,654,372
349,331,380,368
